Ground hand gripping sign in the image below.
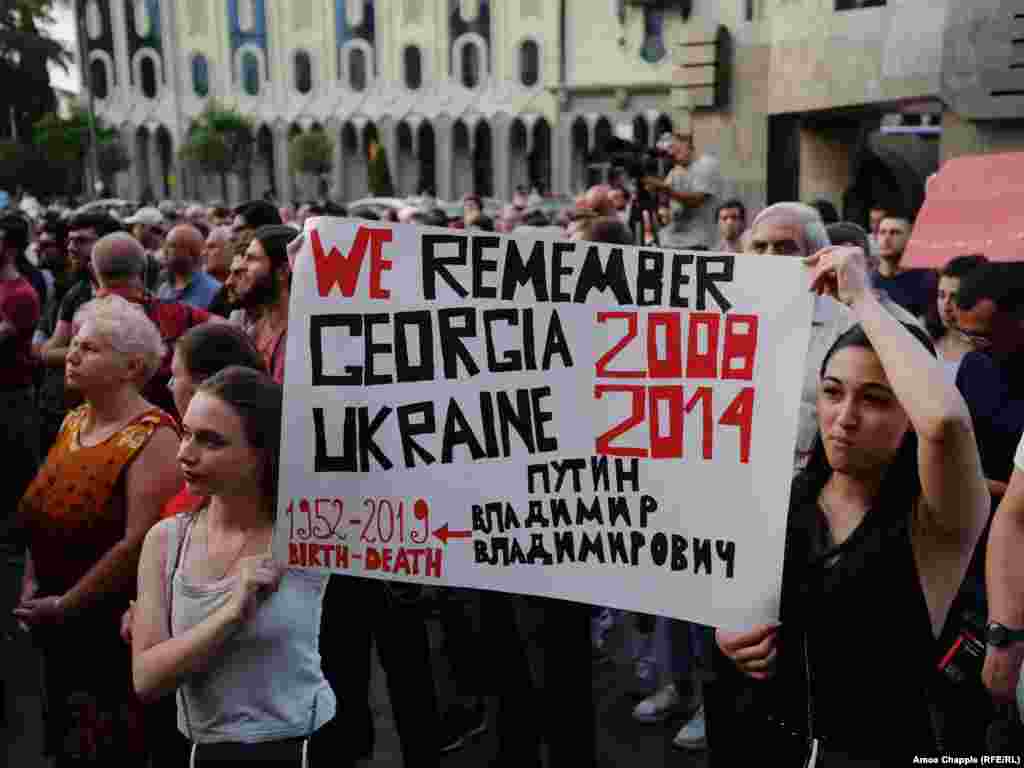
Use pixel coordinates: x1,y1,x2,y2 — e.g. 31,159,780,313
273,219,812,629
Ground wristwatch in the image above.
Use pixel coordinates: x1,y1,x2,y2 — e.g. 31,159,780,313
985,621,1024,648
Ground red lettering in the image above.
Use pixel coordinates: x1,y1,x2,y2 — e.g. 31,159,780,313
425,548,443,578
684,386,714,460
365,547,381,570
595,312,644,378
393,547,411,575
722,315,758,381
595,385,648,457
368,230,394,299
686,313,720,379
310,226,393,299
719,387,755,463
289,542,307,566
647,313,682,378
308,543,324,567
380,547,393,573
649,386,683,459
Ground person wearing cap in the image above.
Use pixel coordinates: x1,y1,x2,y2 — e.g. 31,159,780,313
0,212,42,554
124,206,166,290
642,131,722,250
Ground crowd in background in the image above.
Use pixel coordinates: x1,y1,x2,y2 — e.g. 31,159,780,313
3,128,1024,766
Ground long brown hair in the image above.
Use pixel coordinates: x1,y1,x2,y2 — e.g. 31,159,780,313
197,366,282,517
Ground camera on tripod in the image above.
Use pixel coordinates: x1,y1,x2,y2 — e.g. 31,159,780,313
604,136,673,245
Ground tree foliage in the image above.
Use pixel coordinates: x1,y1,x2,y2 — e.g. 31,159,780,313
0,0,69,142
27,106,128,196
179,100,254,200
289,130,333,179
367,140,394,197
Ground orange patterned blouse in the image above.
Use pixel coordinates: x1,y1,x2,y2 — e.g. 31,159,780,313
19,405,179,597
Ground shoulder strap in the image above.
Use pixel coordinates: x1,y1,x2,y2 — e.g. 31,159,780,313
164,513,197,743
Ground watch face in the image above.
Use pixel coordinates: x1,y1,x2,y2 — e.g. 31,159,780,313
988,623,1009,647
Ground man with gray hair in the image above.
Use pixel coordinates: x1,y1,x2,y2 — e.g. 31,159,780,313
91,233,220,417
745,202,918,471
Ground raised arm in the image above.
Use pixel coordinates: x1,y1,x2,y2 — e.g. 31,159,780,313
807,246,989,554
983,464,1024,703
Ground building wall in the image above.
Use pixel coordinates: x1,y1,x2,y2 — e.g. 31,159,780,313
81,0,1020,208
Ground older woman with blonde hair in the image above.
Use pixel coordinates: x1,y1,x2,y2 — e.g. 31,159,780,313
14,294,181,765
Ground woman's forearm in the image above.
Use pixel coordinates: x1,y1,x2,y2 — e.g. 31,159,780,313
852,290,969,442
987,472,1024,630
133,602,242,702
61,533,146,614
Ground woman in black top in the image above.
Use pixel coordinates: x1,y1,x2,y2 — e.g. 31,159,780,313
716,246,990,763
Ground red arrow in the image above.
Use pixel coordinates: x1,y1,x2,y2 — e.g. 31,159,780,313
433,524,472,545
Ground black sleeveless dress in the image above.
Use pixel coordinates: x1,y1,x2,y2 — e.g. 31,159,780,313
767,490,941,763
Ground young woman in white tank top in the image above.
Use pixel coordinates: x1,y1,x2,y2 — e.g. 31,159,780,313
131,367,335,767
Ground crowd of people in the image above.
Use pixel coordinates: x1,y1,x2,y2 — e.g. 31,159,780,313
2,128,1024,767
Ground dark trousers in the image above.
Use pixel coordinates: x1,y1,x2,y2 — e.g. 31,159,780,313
319,575,440,768
483,593,597,768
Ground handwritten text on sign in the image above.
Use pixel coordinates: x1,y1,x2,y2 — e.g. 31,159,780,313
274,221,812,629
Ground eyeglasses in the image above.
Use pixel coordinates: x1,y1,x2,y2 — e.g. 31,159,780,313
957,327,993,348
68,235,97,246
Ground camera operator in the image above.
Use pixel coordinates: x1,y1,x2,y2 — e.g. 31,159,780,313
642,131,722,250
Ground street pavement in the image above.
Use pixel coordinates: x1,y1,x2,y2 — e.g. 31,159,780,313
3,556,708,767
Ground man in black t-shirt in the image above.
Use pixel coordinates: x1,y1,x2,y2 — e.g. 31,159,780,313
869,215,936,319
37,212,119,450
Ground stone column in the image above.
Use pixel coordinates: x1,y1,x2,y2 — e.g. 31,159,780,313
434,115,454,201
326,119,344,201
491,114,511,202
273,121,291,206
150,128,166,198
378,117,399,197
119,123,139,201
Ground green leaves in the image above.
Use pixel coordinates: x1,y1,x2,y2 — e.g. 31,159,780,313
288,130,333,178
180,100,254,176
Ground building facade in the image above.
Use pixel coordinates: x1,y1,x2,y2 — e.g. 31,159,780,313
80,0,1024,212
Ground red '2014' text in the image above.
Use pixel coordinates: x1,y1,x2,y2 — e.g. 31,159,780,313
595,385,754,463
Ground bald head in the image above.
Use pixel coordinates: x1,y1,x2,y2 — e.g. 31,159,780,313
166,223,204,276
92,232,145,287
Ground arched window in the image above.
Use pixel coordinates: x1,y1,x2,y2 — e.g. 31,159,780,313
403,45,422,90
349,47,367,92
90,58,109,99
460,42,480,88
140,56,158,98
294,50,312,93
192,54,209,97
519,39,539,87
242,51,260,95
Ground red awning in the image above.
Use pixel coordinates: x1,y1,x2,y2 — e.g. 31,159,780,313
903,152,1024,268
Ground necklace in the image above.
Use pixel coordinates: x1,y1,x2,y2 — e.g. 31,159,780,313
205,513,256,581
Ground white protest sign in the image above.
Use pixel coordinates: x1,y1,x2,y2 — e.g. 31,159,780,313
273,219,813,629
